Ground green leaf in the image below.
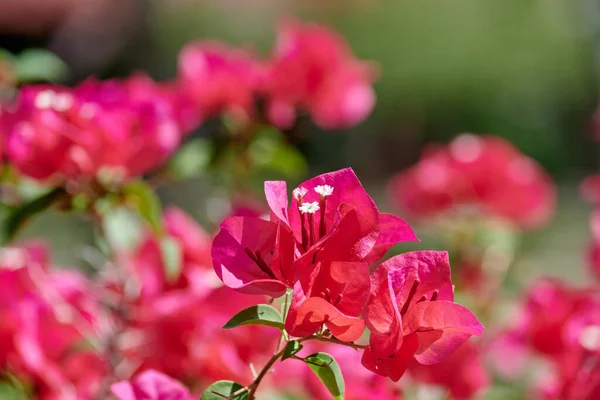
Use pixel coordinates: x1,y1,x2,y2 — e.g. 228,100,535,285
3,187,67,244
160,236,183,283
249,128,307,179
101,206,143,252
168,138,213,180
281,340,303,361
201,380,248,400
14,49,68,83
300,353,345,400
222,304,284,330
123,180,163,234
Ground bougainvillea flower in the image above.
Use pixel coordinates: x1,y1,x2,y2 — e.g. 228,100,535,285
211,216,295,297
504,279,597,357
1,85,77,181
388,134,556,230
285,261,369,342
409,341,490,399
0,242,105,399
2,76,185,184
265,19,376,130
68,75,183,180
111,370,194,400
212,167,417,296
362,251,483,381
177,41,264,123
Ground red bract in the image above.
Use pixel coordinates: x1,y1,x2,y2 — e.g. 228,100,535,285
388,134,556,230
408,341,490,399
265,19,376,130
2,76,186,184
285,261,369,341
177,41,264,124
212,167,417,297
111,370,194,400
362,251,483,381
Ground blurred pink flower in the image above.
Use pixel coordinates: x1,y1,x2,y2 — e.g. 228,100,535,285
0,241,105,399
388,134,556,230
265,18,376,130
115,207,277,388
1,76,187,184
409,341,490,399
177,41,264,124
111,369,194,400
362,251,483,381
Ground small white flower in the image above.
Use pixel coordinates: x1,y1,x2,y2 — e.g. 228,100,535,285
314,185,334,197
34,90,55,109
580,325,600,351
293,187,308,200
299,201,320,214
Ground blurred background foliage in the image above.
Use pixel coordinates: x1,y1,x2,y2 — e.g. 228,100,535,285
1,0,599,285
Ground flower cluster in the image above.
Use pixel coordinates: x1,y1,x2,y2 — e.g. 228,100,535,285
388,133,555,230
0,76,187,185
212,167,483,383
0,18,376,194
387,133,556,297
0,242,105,399
178,19,377,130
493,280,600,399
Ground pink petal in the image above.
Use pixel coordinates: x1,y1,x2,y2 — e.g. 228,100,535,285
112,370,192,400
288,167,379,258
364,213,419,263
403,301,483,365
212,216,288,297
362,333,418,382
285,297,365,342
264,180,290,225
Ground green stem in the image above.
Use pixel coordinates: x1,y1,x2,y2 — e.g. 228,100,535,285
247,347,286,400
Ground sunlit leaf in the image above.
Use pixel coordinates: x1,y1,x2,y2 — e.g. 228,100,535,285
123,180,163,234
223,304,283,330
281,340,303,361
14,49,68,83
3,187,67,244
299,352,344,400
201,380,248,400
168,138,213,180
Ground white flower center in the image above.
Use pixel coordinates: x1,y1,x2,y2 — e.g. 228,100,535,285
580,325,600,351
293,187,308,200
314,185,334,197
299,201,320,214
